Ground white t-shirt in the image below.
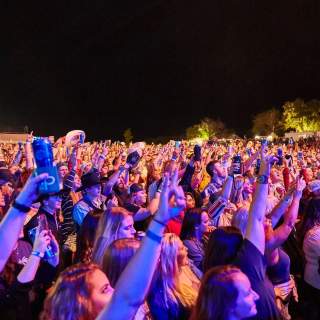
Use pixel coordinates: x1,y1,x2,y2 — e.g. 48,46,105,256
303,225,320,289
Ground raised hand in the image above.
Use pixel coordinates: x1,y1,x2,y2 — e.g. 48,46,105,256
69,147,78,170
26,131,34,144
14,173,49,207
259,146,278,177
154,169,186,223
33,229,51,255
295,176,306,193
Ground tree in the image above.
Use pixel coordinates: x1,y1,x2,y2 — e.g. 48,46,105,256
282,99,320,132
252,108,282,136
185,117,228,140
123,128,133,145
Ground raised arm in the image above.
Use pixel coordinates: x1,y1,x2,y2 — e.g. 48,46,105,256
268,177,305,250
17,229,50,283
98,170,186,320
243,150,259,173
11,143,23,166
25,132,34,170
269,187,295,228
245,149,276,255
220,174,233,201
0,173,48,272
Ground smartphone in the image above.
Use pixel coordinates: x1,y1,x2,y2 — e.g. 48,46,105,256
297,151,303,161
277,148,283,166
78,133,85,144
285,154,293,167
261,139,268,146
175,141,181,148
232,155,242,175
255,158,261,175
37,214,55,259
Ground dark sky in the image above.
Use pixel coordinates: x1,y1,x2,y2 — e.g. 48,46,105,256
1,1,320,141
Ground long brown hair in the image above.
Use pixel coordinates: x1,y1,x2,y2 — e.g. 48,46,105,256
41,263,101,320
92,207,132,266
102,238,140,288
190,265,241,320
153,233,199,311
299,198,320,243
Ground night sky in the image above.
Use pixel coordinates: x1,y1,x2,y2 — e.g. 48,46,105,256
1,1,320,141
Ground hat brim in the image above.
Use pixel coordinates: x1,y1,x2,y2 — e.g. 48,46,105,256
76,177,107,192
34,188,68,204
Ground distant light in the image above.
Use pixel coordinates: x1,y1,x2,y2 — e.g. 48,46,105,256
267,135,273,141
255,135,260,139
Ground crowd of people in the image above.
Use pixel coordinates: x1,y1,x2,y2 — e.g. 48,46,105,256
0,131,320,320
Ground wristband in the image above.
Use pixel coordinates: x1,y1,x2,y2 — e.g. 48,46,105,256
153,217,167,227
146,230,162,243
31,251,45,259
12,200,31,213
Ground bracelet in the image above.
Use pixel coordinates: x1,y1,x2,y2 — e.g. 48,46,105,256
12,200,31,213
156,188,162,194
153,217,167,227
146,230,162,244
31,251,45,259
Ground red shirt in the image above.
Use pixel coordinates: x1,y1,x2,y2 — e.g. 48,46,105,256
164,210,185,236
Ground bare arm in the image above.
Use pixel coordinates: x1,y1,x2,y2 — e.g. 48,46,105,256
17,230,50,283
243,151,259,173
245,150,275,255
0,173,48,272
102,167,124,196
25,136,34,170
133,192,160,221
269,188,294,228
268,179,305,250
220,175,233,201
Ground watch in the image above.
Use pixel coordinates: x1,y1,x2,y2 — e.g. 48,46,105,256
257,175,268,184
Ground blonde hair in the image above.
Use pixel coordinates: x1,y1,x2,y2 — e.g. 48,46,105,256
158,233,200,309
41,263,100,320
92,207,132,266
